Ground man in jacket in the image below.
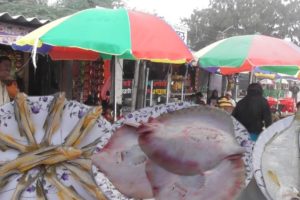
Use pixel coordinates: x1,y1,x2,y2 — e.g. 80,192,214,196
232,83,272,141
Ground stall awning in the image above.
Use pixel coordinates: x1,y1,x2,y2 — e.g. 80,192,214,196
0,12,49,45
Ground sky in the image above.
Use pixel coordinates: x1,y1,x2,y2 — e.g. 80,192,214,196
124,0,209,25
48,0,210,25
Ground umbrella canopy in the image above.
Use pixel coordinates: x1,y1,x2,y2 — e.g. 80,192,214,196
13,8,192,63
275,79,289,84
259,79,274,85
194,35,300,75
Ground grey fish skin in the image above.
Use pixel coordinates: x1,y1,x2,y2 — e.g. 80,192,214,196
14,93,37,146
41,92,66,146
262,111,300,200
138,107,244,176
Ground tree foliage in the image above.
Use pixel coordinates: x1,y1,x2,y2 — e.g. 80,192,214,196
0,0,123,20
183,0,300,50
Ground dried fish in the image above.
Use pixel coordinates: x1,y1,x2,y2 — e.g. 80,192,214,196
36,178,48,200
0,170,19,188
68,158,92,171
11,172,38,200
63,163,106,200
45,167,84,200
42,147,82,165
14,93,37,146
0,146,57,176
0,131,29,152
42,92,66,146
64,106,102,147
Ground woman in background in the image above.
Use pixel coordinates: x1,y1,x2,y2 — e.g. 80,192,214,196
207,90,219,106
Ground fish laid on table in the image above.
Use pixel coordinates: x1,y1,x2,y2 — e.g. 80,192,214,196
0,146,81,176
42,92,66,146
146,157,245,200
64,106,102,147
138,107,244,175
0,169,19,188
45,167,84,200
67,158,92,171
261,110,300,200
36,178,48,200
0,146,57,176
11,171,39,200
63,163,106,200
14,93,37,147
0,131,30,152
92,125,153,199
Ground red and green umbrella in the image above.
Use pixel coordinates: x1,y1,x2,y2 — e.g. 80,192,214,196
194,35,300,75
13,8,192,63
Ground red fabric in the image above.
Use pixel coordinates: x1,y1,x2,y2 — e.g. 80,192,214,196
267,97,278,108
49,46,100,60
101,75,111,101
219,60,253,75
128,11,193,62
248,35,300,66
103,60,111,80
279,98,296,113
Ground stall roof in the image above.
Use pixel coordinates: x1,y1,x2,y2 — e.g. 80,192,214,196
0,12,50,26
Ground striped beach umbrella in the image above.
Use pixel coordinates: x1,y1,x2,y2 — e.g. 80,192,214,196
13,8,192,64
194,35,300,75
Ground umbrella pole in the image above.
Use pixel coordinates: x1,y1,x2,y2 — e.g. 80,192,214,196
150,80,154,106
166,64,172,104
144,67,150,107
136,61,146,109
206,72,211,103
131,60,140,111
181,64,188,101
110,56,117,121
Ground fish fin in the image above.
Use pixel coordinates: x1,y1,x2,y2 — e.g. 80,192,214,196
268,170,281,187
264,131,281,148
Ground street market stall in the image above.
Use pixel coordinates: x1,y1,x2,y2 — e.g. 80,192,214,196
12,7,193,120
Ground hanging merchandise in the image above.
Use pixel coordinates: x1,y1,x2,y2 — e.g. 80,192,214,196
72,60,105,104
0,48,24,75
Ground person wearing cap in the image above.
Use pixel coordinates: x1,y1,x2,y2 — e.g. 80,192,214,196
225,91,236,107
218,97,234,113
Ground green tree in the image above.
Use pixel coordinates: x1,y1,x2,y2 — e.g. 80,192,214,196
183,0,300,50
0,0,123,20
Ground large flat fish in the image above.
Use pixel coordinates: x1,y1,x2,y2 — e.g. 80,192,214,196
146,157,245,200
261,111,300,199
138,106,244,175
91,125,153,199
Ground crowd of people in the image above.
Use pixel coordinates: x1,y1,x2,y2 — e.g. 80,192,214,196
193,83,272,142
0,55,296,142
